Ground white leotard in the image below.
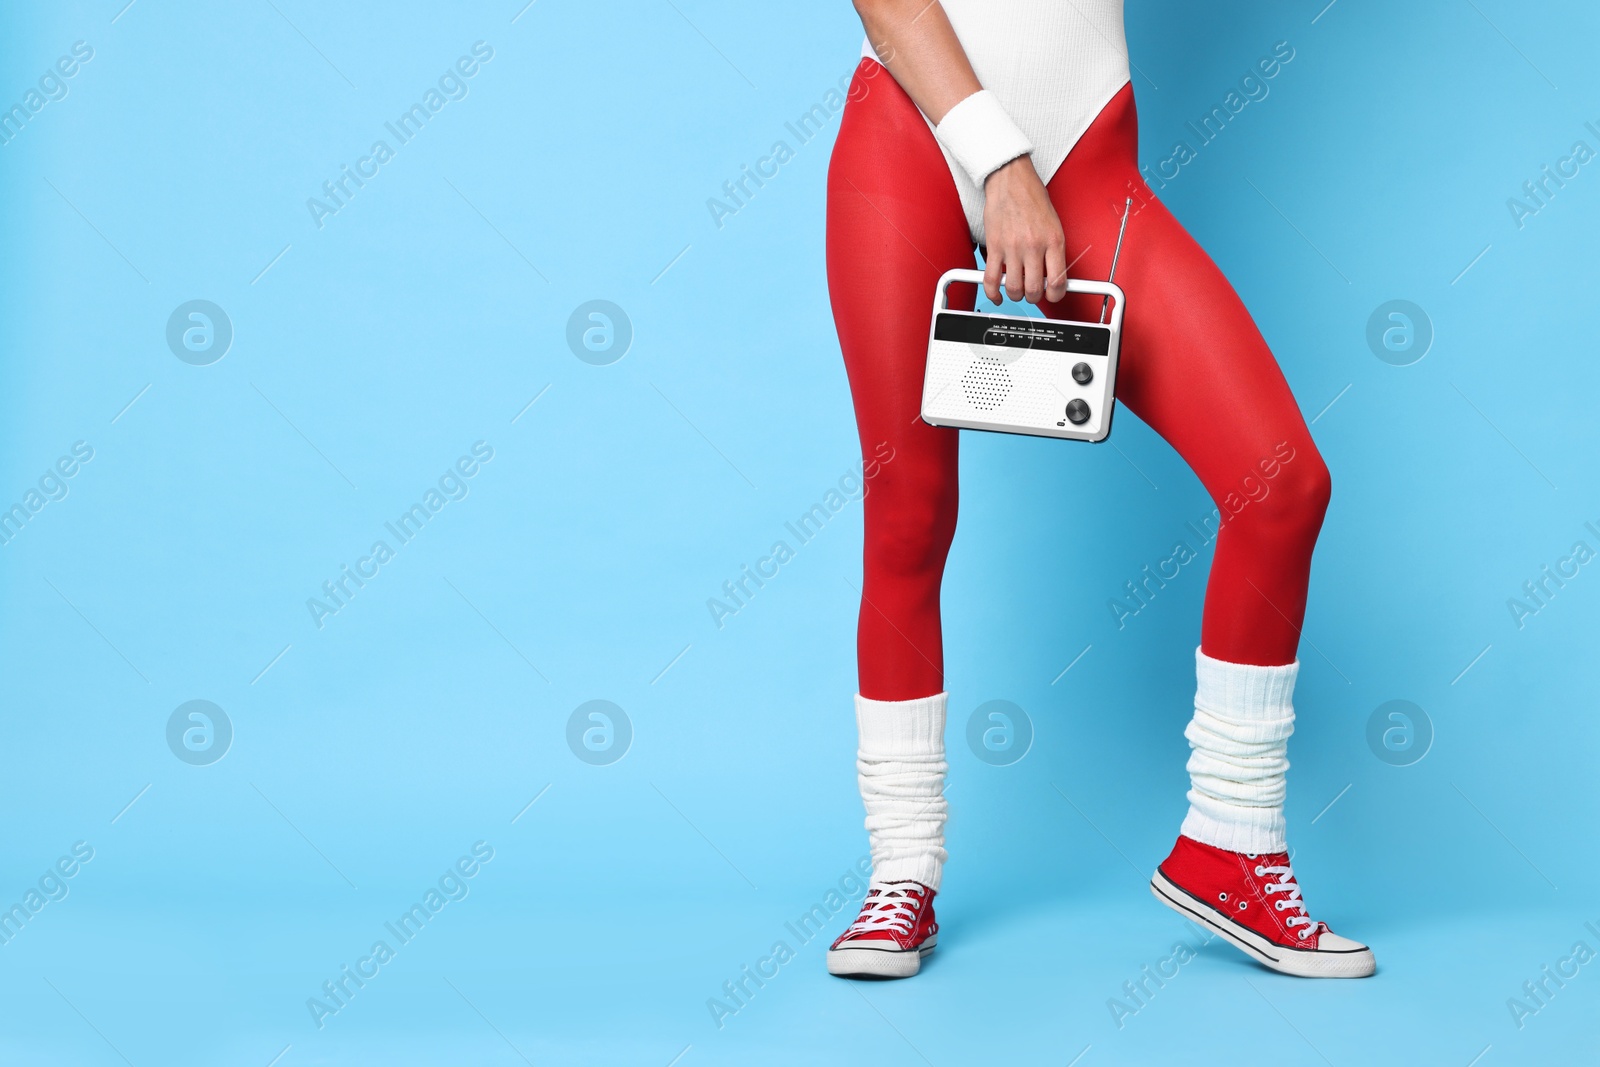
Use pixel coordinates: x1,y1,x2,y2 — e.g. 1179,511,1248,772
860,0,1131,243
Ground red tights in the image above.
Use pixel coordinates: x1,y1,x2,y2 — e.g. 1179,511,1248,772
827,61,1331,701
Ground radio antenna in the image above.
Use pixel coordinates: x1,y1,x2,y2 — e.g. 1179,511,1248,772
1100,197,1133,324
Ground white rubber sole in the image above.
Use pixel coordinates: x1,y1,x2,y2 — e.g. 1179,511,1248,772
1150,870,1375,979
826,934,937,979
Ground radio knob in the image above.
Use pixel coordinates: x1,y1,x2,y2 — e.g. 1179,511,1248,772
1065,399,1091,425
1072,362,1093,385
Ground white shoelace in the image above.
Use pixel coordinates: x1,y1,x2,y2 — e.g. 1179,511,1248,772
843,882,924,937
1255,863,1322,937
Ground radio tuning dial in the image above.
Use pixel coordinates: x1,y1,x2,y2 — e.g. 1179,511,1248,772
1065,399,1091,425
1071,362,1093,385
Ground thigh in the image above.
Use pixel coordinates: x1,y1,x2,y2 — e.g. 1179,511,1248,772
1039,86,1316,495
827,60,977,474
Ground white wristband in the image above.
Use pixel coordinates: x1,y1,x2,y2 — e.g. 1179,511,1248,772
933,89,1034,187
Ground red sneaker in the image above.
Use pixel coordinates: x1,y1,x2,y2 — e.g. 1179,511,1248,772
826,881,938,979
1151,835,1375,978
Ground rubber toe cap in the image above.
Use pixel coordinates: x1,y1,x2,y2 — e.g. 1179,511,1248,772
1318,930,1369,953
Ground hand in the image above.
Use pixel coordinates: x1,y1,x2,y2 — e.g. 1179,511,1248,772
981,157,1068,307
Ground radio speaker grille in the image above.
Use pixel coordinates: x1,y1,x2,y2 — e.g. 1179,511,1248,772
960,357,1011,410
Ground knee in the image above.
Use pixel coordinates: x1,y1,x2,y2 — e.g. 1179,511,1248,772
864,473,958,578
1224,445,1330,546
1292,448,1333,520
1254,447,1331,536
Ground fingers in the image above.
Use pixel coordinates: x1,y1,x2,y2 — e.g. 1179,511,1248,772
1044,238,1068,304
1023,242,1048,304
1004,249,1025,303
978,160,1073,308
979,167,1067,307
988,244,1030,304
992,237,1061,306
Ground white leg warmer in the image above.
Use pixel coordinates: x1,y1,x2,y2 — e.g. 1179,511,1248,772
1179,648,1298,854
855,692,948,890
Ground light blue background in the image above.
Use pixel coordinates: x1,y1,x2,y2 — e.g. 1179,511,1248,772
2,1,1597,1064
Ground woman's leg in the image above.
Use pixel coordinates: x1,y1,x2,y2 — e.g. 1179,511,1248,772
1039,84,1332,667
1041,86,1327,853
824,63,973,977
828,59,978,702
1038,86,1371,975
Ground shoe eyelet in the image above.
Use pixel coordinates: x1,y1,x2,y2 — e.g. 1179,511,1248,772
1245,853,1257,860
1254,865,1266,877
1218,892,1228,902
1274,901,1286,911
1299,927,1313,939
1237,900,1248,911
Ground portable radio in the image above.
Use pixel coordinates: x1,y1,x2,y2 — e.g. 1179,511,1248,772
921,199,1132,444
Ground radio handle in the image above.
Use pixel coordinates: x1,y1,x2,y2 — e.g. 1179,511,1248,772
934,269,1124,334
